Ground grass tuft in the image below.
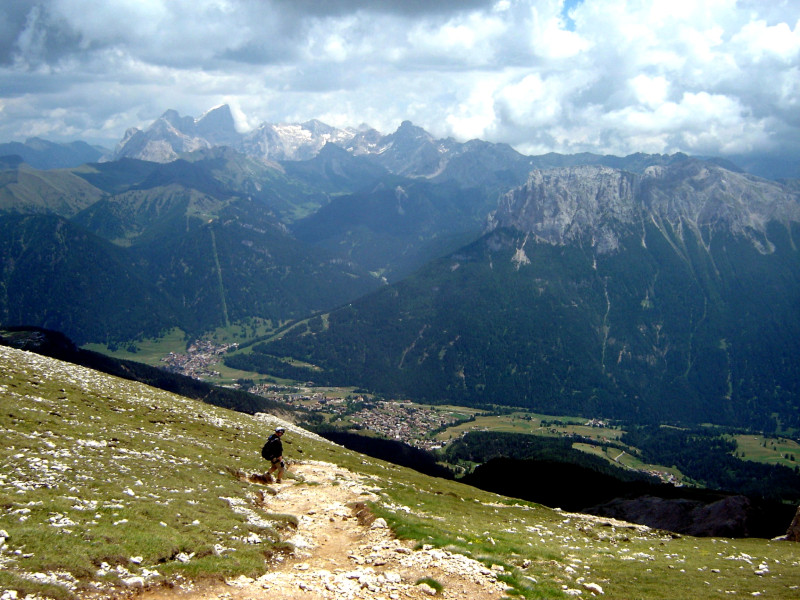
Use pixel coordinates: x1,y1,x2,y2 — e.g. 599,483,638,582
415,576,443,593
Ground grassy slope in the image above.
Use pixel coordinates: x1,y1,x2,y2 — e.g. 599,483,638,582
733,435,800,468
2,346,799,599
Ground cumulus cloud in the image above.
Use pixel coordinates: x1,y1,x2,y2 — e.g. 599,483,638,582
0,0,798,166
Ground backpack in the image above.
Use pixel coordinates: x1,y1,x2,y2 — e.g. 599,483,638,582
261,434,280,460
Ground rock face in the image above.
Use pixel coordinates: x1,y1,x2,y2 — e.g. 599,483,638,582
785,506,800,541
489,160,800,254
489,166,639,253
112,105,242,162
586,495,797,538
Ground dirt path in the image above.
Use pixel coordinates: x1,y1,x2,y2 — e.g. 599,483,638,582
141,461,508,600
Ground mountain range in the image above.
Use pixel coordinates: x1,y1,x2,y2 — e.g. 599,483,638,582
113,105,361,163
2,106,800,431
111,104,749,180
0,137,105,170
0,149,386,343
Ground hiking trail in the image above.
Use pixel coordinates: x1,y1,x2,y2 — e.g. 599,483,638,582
140,461,508,600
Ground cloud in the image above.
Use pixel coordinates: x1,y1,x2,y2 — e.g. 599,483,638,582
0,0,797,167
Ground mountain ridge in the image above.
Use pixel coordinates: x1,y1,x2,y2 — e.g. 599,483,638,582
0,137,105,169
110,105,791,186
0,149,385,343
488,160,800,255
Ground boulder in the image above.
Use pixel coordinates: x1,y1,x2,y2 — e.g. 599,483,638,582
785,506,800,541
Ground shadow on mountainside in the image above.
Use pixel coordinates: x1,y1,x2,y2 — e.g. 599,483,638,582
461,457,797,538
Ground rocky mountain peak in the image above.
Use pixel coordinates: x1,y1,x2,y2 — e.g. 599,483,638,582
392,120,434,143
301,119,339,136
346,127,384,156
158,109,194,131
194,104,239,146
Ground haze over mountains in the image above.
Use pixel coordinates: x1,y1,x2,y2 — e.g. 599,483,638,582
252,160,800,429
1,105,799,430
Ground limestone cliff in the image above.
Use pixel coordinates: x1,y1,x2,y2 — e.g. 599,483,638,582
488,160,800,255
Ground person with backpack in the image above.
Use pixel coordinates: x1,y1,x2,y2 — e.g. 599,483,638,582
261,426,286,483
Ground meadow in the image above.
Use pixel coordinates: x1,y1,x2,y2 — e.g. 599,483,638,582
2,345,800,599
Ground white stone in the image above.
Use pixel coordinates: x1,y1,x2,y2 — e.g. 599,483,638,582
384,572,402,584
175,552,194,563
417,583,437,596
583,582,604,595
246,532,263,544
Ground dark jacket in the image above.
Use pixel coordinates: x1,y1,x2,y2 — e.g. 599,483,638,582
261,433,283,461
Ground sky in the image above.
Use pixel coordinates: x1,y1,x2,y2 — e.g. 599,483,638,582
1,0,799,164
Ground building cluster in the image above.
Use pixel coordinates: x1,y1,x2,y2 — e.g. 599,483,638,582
246,384,348,410
246,384,459,450
645,469,682,485
160,340,238,379
347,401,459,450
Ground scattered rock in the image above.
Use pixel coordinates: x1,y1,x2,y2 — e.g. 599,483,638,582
417,582,438,595
384,571,402,583
122,576,145,587
174,552,194,563
226,575,255,586
583,582,604,595
371,517,388,529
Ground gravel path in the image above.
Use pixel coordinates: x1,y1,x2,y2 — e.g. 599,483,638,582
141,461,508,600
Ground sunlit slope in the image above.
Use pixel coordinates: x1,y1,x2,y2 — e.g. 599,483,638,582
1,346,799,599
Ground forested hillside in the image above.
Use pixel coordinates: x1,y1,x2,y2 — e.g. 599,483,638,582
242,162,800,429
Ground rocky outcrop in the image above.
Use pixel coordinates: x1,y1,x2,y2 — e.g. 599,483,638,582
489,165,639,253
585,495,797,538
784,505,800,541
488,160,800,254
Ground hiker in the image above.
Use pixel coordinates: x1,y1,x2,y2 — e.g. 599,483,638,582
262,426,286,483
